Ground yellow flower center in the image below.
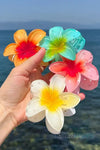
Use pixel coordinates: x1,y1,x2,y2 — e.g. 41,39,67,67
50,37,67,55
40,87,63,112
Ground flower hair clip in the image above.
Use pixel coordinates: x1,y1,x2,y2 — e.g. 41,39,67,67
3,29,47,66
49,50,99,93
3,26,99,134
26,75,80,134
40,26,85,62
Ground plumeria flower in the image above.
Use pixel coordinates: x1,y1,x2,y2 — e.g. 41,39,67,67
26,75,80,134
49,50,99,93
39,26,85,62
3,29,47,66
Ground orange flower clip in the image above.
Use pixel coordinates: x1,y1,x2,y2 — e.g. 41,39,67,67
3,29,46,66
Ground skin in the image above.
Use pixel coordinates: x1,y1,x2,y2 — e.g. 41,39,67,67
0,48,85,145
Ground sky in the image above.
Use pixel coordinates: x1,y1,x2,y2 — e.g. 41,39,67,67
0,0,100,26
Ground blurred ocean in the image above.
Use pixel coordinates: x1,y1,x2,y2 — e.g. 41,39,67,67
0,29,100,150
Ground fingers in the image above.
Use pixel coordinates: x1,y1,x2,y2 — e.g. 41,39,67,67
78,93,85,100
17,48,46,74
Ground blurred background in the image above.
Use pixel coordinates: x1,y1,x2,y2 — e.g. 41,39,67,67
0,0,100,149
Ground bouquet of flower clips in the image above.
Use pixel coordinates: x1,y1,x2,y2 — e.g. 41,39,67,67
3,26,99,134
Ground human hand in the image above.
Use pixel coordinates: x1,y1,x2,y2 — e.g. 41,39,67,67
0,48,52,126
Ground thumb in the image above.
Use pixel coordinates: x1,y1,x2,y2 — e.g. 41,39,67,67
17,48,46,74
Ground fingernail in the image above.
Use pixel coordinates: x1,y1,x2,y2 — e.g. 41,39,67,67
38,48,46,55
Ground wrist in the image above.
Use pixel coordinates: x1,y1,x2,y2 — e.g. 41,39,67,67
0,102,17,145
0,112,17,145
0,103,9,122
0,102,17,127
0,103,5,115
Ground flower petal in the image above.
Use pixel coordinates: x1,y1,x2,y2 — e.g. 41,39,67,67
76,50,93,64
26,99,45,122
68,35,85,52
39,36,50,49
73,86,80,94
14,29,27,44
31,80,48,98
14,55,27,66
65,86,80,94
49,26,63,41
49,61,67,76
46,108,64,134
50,74,66,93
8,55,15,62
28,29,46,45
65,73,81,92
80,75,99,90
60,92,80,109
82,63,99,81
43,48,55,62
3,43,16,56
64,108,76,116
60,45,76,61
55,54,62,61
46,119,60,134
63,28,81,41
